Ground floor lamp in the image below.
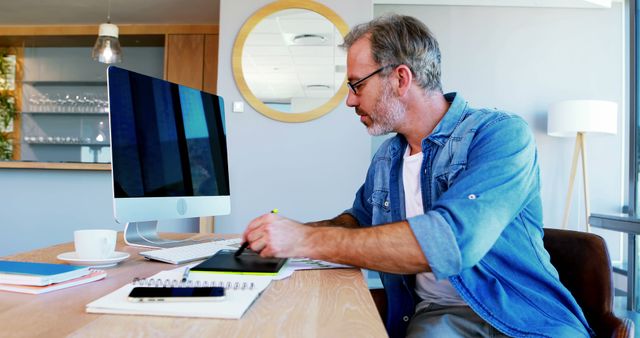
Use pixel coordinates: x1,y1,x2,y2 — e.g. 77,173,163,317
547,100,617,232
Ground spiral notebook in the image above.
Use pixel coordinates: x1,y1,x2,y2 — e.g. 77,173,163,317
86,265,272,319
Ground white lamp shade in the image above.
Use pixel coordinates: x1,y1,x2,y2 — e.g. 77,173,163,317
98,23,119,38
547,100,617,137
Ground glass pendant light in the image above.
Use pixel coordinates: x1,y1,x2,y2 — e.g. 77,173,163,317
91,0,122,64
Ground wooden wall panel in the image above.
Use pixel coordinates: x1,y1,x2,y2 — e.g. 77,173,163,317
165,34,205,90
203,34,218,94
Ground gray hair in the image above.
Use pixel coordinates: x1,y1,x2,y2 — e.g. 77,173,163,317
343,14,442,93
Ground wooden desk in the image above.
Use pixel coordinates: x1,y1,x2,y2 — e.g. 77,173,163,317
0,234,387,337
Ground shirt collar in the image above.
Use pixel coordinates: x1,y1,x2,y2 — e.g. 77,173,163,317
389,92,468,156
425,92,468,146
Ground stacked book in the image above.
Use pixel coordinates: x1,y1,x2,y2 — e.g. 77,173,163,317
0,260,106,294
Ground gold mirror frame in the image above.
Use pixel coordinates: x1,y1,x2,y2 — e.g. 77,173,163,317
232,0,349,123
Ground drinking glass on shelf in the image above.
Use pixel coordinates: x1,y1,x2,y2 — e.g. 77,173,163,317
35,93,52,112
73,95,82,113
52,93,63,112
95,120,107,143
99,95,109,113
84,94,96,113
64,94,73,112
28,94,41,112
43,93,55,112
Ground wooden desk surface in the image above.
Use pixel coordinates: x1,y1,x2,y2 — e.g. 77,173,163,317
0,234,387,338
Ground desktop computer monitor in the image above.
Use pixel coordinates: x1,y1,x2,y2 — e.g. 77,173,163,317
107,66,230,248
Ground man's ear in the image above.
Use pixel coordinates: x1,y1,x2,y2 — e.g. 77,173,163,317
395,65,413,96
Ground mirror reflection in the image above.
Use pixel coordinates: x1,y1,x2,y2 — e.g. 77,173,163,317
241,8,346,114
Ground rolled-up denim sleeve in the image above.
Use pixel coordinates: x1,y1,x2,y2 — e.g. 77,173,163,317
408,116,539,279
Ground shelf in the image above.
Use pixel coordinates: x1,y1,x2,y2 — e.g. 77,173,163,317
22,81,107,86
22,111,108,115
0,161,110,171
24,141,109,147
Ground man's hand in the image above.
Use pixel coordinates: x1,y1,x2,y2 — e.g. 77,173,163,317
242,213,312,258
240,213,430,274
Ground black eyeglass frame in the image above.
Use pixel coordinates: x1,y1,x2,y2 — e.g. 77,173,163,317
347,64,397,95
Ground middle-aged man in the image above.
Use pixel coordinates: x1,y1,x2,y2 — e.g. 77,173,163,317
241,14,593,338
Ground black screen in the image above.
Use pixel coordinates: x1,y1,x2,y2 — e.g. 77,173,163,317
108,66,230,198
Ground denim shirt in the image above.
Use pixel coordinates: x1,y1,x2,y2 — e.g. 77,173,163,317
346,93,593,338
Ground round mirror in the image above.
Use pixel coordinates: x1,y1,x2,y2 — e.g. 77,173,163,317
232,1,348,122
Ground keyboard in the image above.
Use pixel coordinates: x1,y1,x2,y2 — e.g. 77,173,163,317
140,238,243,264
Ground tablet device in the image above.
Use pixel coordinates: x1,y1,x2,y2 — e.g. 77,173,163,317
191,249,287,275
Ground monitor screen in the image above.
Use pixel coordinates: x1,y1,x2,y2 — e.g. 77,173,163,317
107,66,230,224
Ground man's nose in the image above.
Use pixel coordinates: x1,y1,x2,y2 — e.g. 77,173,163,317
346,90,358,108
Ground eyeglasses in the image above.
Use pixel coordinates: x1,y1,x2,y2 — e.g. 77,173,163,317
347,64,396,95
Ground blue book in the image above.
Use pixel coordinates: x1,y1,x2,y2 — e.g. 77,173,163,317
0,260,90,286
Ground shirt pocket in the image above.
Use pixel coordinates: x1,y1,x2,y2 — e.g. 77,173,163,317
434,163,466,197
368,190,391,214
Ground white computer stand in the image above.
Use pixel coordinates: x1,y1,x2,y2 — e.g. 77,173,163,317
123,221,207,248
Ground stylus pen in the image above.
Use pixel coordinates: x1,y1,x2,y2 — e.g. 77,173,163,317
235,209,279,257
234,241,249,257
181,266,190,282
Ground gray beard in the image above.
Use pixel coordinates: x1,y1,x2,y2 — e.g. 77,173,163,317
366,82,406,136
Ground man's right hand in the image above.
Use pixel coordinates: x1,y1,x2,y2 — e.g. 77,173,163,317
242,212,313,258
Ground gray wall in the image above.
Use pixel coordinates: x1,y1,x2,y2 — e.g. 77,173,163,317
0,169,196,256
215,0,373,232
375,4,626,260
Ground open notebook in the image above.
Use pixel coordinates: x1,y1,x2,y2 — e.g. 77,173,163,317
86,265,272,319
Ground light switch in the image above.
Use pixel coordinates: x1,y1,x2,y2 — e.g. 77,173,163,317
232,101,244,113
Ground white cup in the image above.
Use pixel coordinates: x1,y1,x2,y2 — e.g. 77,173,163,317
74,229,117,260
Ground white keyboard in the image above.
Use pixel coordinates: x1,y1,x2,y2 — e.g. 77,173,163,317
140,238,242,264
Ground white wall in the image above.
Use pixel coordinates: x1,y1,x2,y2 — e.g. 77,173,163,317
215,0,373,232
375,4,625,260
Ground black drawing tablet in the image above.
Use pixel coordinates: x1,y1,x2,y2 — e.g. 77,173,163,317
191,250,287,275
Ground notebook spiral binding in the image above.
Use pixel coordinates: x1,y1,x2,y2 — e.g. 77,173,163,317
132,277,255,290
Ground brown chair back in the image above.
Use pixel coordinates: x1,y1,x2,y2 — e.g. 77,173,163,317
543,228,633,338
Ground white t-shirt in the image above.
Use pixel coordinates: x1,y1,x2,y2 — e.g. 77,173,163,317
402,146,466,309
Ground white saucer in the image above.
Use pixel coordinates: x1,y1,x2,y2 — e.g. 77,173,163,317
57,251,130,268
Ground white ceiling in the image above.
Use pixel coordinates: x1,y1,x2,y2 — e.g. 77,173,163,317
0,0,617,26
375,0,615,7
0,0,219,25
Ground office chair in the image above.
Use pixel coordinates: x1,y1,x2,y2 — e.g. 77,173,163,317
543,228,633,338
369,228,634,338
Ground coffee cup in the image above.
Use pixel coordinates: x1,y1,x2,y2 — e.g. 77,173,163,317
74,229,117,260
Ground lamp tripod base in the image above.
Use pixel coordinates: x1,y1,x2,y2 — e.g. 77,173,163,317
561,132,591,232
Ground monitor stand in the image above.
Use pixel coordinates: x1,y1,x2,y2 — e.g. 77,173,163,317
124,221,208,249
